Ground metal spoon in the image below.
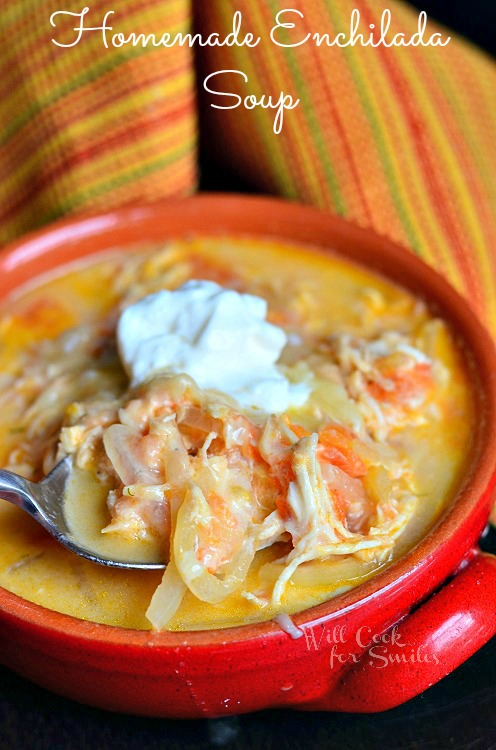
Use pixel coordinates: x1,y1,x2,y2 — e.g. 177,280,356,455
0,457,165,570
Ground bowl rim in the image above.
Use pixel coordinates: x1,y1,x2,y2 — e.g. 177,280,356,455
1,193,496,648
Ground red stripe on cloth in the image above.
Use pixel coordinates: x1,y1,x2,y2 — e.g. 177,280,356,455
360,7,482,307
297,10,374,224
0,101,190,223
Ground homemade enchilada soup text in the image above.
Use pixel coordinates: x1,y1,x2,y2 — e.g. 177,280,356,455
0,238,474,631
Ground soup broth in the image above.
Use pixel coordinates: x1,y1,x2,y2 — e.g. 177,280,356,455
0,237,474,630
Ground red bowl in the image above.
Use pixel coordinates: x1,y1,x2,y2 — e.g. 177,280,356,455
0,195,496,717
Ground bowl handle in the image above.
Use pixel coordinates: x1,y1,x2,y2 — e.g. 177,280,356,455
324,549,496,713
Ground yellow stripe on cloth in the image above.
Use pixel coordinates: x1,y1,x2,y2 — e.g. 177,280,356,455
0,1,197,244
195,0,496,335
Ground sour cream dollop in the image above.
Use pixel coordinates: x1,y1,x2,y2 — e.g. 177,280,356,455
117,280,310,413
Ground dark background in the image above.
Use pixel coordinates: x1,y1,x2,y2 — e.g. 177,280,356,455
1,3,495,750
417,0,495,56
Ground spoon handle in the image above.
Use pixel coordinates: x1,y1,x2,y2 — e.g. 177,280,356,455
0,459,165,569
0,469,40,515
0,466,65,540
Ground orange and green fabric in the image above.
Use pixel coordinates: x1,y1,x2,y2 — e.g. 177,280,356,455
0,1,197,244
0,0,495,344
195,0,496,335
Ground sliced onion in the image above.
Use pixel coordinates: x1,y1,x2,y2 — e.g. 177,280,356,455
259,555,378,587
151,419,191,487
145,560,187,631
174,484,256,604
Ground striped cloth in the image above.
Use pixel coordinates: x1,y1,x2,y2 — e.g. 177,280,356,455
0,1,197,244
195,0,496,335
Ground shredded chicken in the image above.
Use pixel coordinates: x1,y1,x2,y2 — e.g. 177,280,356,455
329,332,435,440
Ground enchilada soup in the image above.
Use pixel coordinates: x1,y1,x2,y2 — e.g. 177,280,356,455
0,237,474,631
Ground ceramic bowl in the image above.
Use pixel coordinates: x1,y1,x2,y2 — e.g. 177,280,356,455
0,195,495,718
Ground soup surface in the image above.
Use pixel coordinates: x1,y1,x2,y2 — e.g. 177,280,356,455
0,237,473,630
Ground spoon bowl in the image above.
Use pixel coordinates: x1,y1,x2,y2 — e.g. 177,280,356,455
0,457,165,570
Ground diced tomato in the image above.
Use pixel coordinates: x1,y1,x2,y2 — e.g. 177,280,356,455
13,298,75,340
197,493,241,573
190,256,239,287
328,488,348,526
266,309,298,327
270,453,296,521
368,362,433,405
317,424,366,478
275,494,292,521
291,423,311,439
282,415,311,442
272,454,296,491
